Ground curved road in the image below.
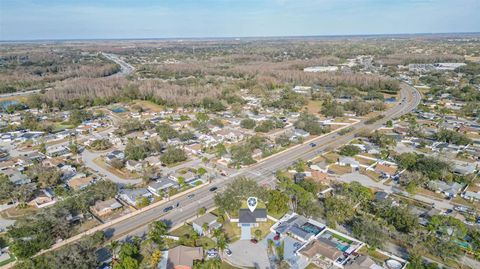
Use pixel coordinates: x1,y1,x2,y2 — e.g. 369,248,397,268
39,83,421,255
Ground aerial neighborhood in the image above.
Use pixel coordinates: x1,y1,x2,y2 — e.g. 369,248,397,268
0,33,479,269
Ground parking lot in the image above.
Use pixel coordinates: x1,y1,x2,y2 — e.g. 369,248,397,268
224,239,271,269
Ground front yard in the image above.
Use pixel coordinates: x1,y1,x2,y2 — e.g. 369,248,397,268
169,224,216,249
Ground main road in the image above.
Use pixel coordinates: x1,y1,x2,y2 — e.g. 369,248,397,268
37,83,421,256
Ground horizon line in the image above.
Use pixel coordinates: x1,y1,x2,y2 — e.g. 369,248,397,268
1,31,480,44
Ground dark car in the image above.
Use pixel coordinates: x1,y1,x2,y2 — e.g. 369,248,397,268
250,238,258,244
309,142,316,147
163,206,174,212
187,194,195,199
209,187,218,192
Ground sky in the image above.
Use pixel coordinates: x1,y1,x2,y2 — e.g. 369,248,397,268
0,0,479,41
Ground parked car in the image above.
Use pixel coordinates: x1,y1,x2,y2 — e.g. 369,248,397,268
250,238,258,244
309,142,316,147
207,248,218,258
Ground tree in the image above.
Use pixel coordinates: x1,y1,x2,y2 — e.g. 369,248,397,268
352,216,386,249
214,177,267,214
150,250,162,268
0,174,15,203
124,138,149,161
108,240,120,264
339,145,361,156
160,147,187,165
110,158,125,169
294,112,329,135
27,164,61,188
214,143,227,157
136,196,150,208
90,139,112,150
156,124,179,141
240,118,256,129
216,232,228,252
267,190,289,216
324,196,355,227
148,221,168,247
198,207,206,216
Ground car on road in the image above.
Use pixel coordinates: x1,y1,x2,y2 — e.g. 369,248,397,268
163,206,174,212
187,194,195,199
250,238,258,244
209,187,218,192
224,248,232,256
309,142,316,147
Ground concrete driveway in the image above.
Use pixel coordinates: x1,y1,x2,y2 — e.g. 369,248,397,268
224,240,271,269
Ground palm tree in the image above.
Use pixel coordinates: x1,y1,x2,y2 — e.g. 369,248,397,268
202,223,209,235
216,233,228,252
107,240,119,264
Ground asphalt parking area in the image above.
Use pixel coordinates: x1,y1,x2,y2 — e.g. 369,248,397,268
224,239,271,269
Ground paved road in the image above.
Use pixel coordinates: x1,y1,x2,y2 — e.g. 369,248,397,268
101,53,135,77
39,83,421,254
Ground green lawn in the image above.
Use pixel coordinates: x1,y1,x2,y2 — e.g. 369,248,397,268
223,219,275,242
0,254,16,267
169,224,216,249
305,263,321,269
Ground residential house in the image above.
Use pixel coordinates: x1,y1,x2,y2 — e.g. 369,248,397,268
299,239,343,266
428,180,465,198
125,160,144,173
192,213,221,236
374,191,390,202
1,168,31,185
452,163,477,175
338,157,360,170
90,198,123,217
144,156,162,167
294,172,306,184
165,245,203,269
46,145,70,157
374,163,398,178
238,208,267,240
184,143,203,155
28,189,56,208
274,214,325,242
344,255,383,269
294,129,310,139
147,178,180,197
169,171,198,184
67,175,95,190
118,188,153,206
105,150,125,164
